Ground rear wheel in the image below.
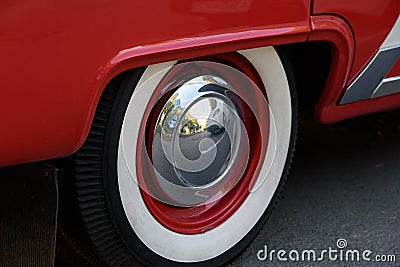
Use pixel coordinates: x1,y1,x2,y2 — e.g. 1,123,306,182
73,47,297,266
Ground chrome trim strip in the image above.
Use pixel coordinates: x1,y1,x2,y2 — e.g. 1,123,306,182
340,15,400,105
340,45,400,104
372,76,400,98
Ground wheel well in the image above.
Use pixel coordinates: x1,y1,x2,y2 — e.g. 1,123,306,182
96,42,331,120
277,42,331,110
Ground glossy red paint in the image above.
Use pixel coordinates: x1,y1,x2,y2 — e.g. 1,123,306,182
309,15,400,124
318,94,400,125
312,0,400,83
387,59,400,78
1,0,399,166
307,15,354,124
0,0,310,167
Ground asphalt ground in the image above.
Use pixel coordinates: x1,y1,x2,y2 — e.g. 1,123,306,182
57,109,400,266
230,110,400,266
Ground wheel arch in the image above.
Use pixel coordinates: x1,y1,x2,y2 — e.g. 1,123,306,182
78,16,355,155
77,27,310,154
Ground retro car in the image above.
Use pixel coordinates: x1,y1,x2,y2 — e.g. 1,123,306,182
0,0,399,266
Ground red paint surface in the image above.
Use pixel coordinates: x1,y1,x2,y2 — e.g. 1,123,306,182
312,0,400,83
1,0,399,166
308,15,354,124
0,0,309,166
308,14,400,124
387,59,400,78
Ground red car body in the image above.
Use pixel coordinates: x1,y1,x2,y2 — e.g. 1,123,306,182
0,0,399,167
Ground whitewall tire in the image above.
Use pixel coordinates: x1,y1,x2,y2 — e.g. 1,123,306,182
72,46,297,266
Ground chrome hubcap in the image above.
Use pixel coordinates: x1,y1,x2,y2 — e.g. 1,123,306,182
152,75,242,189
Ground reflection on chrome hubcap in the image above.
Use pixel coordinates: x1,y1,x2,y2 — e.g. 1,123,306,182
152,75,242,188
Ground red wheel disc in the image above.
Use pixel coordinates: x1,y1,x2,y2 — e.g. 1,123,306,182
136,53,270,234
